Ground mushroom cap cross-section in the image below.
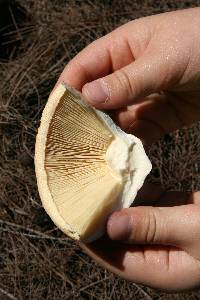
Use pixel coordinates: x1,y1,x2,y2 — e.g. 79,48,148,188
35,83,152,242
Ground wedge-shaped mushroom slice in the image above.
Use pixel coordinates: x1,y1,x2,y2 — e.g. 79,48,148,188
35,83,152,242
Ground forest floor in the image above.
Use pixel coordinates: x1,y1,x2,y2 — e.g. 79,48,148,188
0,0,200,299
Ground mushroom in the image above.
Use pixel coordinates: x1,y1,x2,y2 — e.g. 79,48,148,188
35,83,152,242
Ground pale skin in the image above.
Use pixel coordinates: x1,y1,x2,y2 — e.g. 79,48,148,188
56,8,200,291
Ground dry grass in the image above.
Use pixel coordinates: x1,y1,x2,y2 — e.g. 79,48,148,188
0,0,200,299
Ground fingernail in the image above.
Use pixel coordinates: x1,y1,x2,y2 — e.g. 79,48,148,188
83,79,109,103
107,213,131,241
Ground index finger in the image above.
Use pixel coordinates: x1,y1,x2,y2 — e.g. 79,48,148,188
55,23,135,91
56,37,110,90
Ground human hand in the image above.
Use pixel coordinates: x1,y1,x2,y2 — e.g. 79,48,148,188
56,8,200,290
81,187,200,291
57,7,200,145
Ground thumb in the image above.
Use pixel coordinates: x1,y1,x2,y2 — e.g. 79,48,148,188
107,205,200,248
82,53,165,110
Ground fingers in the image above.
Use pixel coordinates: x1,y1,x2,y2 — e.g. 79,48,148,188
55,17,156,98
117,245,200,291
134,183,164,206
81,238,200,291
82,51,167,109
107,204,200,251
127,119,165,146
111,93,183,132
56,22,137,91
56,37,111,90
108,93,184,145
135,184,192,207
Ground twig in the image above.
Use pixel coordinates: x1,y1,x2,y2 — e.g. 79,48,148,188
108,280,117,299
132,283,153,300
6,45,54,106
1,228,73,246
0,287,18,300
0,219,72,245
24,237,74,289
79,277,109,292
9,5,22,42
